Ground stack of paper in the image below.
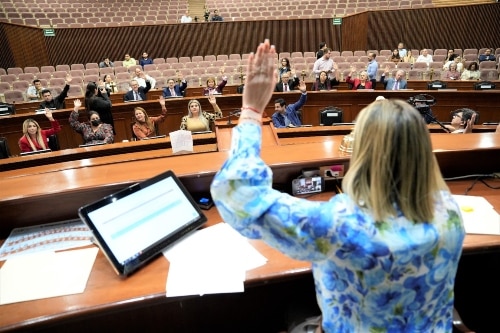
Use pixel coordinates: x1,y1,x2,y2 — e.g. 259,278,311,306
163,223,267,297
452,195,500,235
169,130,193,154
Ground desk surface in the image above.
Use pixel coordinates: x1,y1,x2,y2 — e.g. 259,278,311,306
0,179,499,332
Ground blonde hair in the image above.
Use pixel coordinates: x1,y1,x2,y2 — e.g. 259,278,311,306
342,99,447,222
134,107,155,134
187,99,209,129
22,118,47,151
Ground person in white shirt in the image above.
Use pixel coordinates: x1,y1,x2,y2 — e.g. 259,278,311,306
132,67,156,89
180,11,192,23
312,48,334,79
416,49,433,66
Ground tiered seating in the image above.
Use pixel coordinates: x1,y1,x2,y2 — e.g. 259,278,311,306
1,48,499,103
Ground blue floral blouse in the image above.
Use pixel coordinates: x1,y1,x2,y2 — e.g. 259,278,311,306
211,123,465,333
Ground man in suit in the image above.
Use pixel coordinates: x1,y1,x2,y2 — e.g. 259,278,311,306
275,71,299,92
162,75,187,98
380,69,407,91
272,80,307,128
39,75,72,109
124,78,151,102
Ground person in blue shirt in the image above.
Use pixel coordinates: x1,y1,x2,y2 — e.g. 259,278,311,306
139,52,153,69
210,39,465,333
272,80,307,128
366,51,379,89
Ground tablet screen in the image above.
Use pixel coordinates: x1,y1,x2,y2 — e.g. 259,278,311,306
78,170,207,276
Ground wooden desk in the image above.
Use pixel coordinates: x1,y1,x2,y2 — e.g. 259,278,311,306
0,179,499,332
2,90,499,156
0,133,217,172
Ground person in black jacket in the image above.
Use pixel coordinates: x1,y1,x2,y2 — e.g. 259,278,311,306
39,75,72,110
85,82,114,133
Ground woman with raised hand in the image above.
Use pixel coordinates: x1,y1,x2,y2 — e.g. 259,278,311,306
132,96,168,140
210,39,465,333
180,94,222,132
69,99,114,145
19,109,61,152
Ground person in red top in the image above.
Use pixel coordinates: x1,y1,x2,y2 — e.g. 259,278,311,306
19,109,61,152
345,66,373,90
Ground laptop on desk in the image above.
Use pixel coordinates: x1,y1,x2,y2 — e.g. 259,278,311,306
78,170,207,277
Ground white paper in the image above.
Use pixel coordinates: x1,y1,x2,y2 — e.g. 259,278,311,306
452,195,500,235
163,223,267,297
0,247,98,305
169,130,193,154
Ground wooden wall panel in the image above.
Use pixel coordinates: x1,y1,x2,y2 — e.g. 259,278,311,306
345,4,500,52
0,24,49,69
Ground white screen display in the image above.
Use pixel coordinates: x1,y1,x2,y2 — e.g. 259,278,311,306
87,176,200,264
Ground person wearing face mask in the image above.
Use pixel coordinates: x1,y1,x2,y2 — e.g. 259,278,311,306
132,97,168,140
85,81,114,133
18,109,61,152
69,99,114,146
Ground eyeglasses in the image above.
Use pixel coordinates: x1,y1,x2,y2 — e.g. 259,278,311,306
453,114,462,119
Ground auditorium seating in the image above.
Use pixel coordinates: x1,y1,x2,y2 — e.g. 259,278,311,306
0,0,441,27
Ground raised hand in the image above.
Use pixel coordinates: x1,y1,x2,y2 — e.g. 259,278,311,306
242,39,276,116
208,94,217,105
73,99,82,110
45,108,54,120
298,80,307,93
159,95,166,107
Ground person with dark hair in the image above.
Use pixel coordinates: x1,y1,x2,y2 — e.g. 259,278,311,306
85,81,113,132
316,42,327,59
162,73,187,98
39,74,72,109
445,108,478,133
70,99,114,145
19,110,60,152
461,62,480,80
211,9,223,21
278,58,291,80
26,79,44,101
311,67,340,91
99,57,114,68
272,80,307,128
139,52,153,69
389,48,402,64
211,39,465,333
478,48,496,63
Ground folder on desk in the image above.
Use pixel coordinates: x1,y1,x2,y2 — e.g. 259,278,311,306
452,195,500,235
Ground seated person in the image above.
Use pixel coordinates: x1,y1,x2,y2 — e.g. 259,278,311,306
272,80,307,128
132,97,167,140
275,70,300,92
123,54,136,68
415,49,433,66
380,68,407,90
442,63,461,80
345,67,373,90
99,57,114,68
39,75,72,109
69,99,114,145
202,74,227,96
210,9,223,21
278,58,291,80
139,52,153,69
311,66,340,91
443,55,463,72
444,108,477,134
100,74,117,94
162,73,187,97
133,67,156,89
124,79,151,102
18,110,61,152
460,62,480,80
402,50,416,66
180,94,222,131
26,79,45,101
389,49,402,64
478,48,496,63
237,75,246,94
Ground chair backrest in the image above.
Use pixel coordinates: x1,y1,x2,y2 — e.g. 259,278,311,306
4,90,25,103
319,107,343,126
427,80,447,90
0,137,11,159
47,134,60,151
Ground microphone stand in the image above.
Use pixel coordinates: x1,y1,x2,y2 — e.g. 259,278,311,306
226,110,241,125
